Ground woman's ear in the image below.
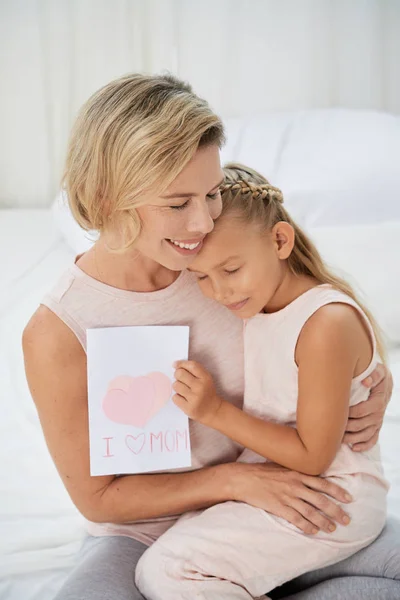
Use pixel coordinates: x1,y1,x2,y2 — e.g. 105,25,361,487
271,221,295,259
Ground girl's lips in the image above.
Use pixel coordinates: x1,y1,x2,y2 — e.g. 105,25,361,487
166,238,204,256
225,298,249,311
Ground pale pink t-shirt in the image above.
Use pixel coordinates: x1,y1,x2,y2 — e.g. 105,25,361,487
42,263,244,545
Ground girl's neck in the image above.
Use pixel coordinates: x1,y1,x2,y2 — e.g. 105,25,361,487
263,271,319,314
77,241,180,293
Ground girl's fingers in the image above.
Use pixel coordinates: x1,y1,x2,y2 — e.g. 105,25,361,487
174,368,195,387
172,393,187,411
173,381,191,398
174,360,205,378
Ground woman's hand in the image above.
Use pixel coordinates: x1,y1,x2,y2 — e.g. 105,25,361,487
344,363,393,452
231,461,352,536
172,360,223,426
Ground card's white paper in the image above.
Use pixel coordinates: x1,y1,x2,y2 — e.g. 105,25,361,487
87,326,191,476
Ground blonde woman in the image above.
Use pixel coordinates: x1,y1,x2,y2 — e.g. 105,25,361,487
23,74,398,600
135,164,391,599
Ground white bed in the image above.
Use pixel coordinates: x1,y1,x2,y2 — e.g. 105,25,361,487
1,109,400,600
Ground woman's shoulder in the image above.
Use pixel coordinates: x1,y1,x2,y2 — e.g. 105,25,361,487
23,305,84,369
23,305,86,411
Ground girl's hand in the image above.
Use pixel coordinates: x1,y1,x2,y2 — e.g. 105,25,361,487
173,360,223,426
344,363,393,452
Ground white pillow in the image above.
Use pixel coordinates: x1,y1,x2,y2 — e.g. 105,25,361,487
307,221,400,347
221,109,400,228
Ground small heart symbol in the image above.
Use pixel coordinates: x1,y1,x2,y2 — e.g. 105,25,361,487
125,433,145,454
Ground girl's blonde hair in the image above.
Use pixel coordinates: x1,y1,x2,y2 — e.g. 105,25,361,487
63,73,224,249
220,163,386,361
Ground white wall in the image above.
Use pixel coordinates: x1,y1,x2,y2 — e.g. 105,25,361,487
1,0,400,208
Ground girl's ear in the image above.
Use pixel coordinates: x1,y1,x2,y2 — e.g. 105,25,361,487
271,221,295,260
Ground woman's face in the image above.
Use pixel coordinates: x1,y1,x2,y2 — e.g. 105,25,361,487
189,216,290,319
135,144,224,271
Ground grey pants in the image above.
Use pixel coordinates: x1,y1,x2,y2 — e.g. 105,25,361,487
54,518,400,600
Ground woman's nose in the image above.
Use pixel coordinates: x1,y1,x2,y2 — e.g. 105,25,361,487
187,200,215,235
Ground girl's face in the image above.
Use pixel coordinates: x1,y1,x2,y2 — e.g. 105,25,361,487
189,215,294,318
134,144,224,271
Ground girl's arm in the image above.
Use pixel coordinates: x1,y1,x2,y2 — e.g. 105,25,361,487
174,304,373,476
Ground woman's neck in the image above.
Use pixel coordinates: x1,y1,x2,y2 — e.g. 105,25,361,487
77,241,180,293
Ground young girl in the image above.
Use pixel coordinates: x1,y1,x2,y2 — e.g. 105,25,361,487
135,163,389,600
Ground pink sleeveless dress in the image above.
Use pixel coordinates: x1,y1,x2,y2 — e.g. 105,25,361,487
136,286,389,600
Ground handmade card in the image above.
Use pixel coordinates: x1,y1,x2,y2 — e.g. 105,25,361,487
87,325,191,476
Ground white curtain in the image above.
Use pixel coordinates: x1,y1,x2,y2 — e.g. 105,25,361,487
1,0,400,208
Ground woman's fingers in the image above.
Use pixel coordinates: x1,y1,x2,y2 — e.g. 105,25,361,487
235,464,354,535
345,413,379,433
351,431,379,453
348,396,382,419
361,363,385,388
297,486,351,528
342,424,378,446
300,473,352,504
274,505,319,536
288,498,336,534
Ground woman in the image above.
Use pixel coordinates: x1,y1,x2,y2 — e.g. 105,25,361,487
23,73,399,600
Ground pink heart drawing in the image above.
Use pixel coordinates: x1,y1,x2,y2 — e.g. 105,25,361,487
102,372,172,428
125,434,145,454
146,372,173,422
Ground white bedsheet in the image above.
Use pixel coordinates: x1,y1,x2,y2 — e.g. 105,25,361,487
0,210,399,600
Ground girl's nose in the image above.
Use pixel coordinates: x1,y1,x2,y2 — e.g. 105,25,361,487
213,283,232,305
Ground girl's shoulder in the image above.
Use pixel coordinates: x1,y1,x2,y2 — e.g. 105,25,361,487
297,297,375,376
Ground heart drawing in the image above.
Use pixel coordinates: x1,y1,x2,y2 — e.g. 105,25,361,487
125,434,146,455
102,372,172,429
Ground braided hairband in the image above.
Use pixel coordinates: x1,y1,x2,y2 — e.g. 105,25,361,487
220,180,284,204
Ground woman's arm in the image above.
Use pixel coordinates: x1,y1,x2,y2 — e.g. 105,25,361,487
174,304,371,476
23,306,232,522
23,306,352,533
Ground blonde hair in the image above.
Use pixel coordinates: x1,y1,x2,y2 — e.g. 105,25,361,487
220,163,386,362
63,73,224,249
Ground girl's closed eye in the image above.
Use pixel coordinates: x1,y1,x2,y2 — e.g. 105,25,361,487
207,191,221,200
